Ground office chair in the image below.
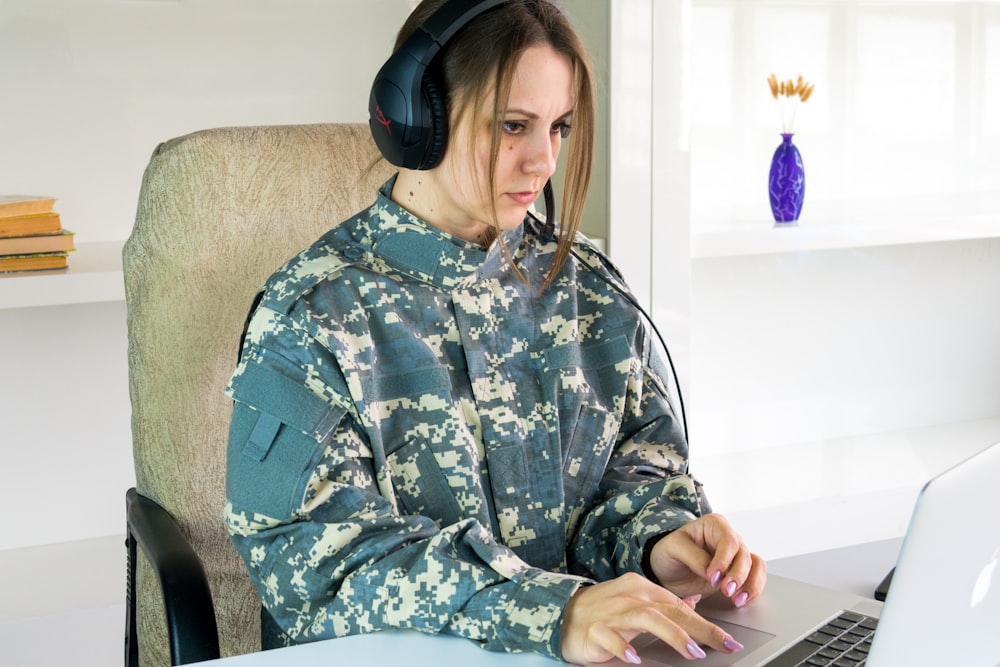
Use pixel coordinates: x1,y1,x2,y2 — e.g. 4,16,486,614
124,123,394,666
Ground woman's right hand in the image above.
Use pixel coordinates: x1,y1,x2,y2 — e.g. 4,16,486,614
559,572,744,664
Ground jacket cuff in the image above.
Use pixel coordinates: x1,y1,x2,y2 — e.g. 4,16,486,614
499,570,590,660
640,532,670,584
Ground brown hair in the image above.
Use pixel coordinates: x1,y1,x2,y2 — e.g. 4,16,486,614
395,0,595,289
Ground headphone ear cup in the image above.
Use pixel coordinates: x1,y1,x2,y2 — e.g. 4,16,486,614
420,73,449,169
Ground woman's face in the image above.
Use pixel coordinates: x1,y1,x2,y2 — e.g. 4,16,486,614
401,43,575,244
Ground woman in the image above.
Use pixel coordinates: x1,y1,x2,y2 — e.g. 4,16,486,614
224,0,766,663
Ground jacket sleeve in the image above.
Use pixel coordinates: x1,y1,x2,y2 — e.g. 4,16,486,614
567,320,711,583
224,306,587,659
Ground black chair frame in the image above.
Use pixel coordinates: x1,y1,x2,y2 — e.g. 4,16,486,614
125,488,221,666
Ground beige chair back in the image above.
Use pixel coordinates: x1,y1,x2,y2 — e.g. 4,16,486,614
125,123,394,665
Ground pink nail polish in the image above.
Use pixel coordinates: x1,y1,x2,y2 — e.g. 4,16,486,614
724,636,744,651
682,593,702,606
725,581,737,596
687,641,707,659
734,591,749,607
710,570,722,586
625,647,642,664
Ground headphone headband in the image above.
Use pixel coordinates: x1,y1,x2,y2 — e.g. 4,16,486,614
369,0,510,169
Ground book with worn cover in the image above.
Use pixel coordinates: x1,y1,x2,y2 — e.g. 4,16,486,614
0,195,57,219
0,212,63,238
0,251,70,273
0,230,75,255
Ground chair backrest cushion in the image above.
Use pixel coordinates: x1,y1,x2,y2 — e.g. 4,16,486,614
125,123,394,665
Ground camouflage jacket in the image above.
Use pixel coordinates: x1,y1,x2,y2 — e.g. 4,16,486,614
224,177,709,660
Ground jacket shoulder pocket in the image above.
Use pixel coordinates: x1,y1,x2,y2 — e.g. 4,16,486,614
227,358,347,519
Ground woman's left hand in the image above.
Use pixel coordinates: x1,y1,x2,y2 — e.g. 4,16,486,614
648,514,767,608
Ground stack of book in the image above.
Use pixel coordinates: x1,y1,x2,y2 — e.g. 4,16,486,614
0,195,74,273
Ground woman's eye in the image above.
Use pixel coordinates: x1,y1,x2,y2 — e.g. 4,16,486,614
500,119,571,137
502,120,526,134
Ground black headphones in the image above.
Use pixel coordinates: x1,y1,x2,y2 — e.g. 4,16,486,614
368,0,510,170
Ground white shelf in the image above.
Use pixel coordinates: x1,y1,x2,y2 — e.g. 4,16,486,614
692,191,1000,259
0,241,125,309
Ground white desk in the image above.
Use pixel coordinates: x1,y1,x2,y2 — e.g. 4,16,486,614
197,539,902,666
768,537,902,599
198,627,556,666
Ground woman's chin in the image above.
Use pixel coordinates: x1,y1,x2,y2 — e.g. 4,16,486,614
497,205,533,230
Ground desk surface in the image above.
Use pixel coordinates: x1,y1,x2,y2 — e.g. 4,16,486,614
200,539,902,666
202,629,554,666
768,537,901,598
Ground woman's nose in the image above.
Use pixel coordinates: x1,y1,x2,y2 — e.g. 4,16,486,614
523,132,559,177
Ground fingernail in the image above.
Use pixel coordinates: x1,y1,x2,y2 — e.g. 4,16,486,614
710,570,722,586
734,591,749,607
682,594,702,607
687,641,707,659
724,636,744,651
724,580,737,597
625,647,642,664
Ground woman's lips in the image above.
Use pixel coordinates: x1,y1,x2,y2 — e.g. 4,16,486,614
507,191,537,205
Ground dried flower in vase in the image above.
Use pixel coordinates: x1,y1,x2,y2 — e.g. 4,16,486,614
767,73,815,134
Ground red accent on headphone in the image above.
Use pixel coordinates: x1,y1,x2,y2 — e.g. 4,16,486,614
375,105,393,136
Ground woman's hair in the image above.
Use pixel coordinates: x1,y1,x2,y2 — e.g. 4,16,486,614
395,0,596,288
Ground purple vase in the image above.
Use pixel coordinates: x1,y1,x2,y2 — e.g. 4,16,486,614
768,133,805,224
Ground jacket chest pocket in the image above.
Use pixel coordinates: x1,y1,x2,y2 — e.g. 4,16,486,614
385,438,467,528
366,366,488,529
543,334,633,416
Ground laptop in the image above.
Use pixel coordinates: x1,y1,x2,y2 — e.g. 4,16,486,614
596,440,1000,667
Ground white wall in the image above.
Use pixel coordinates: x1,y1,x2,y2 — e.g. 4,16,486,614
691,239,1000,454
0,0,413,244
0,0,412,552
0,302,132,548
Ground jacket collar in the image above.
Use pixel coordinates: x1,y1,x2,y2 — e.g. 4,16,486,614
368,176,525,289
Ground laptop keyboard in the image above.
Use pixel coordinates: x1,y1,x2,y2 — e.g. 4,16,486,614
763,611,878,666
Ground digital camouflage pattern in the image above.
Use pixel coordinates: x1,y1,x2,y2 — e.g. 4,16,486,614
224,176,710,660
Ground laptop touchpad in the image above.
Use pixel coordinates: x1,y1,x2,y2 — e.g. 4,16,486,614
633,619,776,667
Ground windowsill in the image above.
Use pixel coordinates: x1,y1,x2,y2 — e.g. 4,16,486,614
691,191,1000,259
0,241,125,309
